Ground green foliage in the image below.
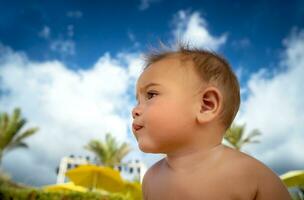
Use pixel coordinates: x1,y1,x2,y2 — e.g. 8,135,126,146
288,187,304,200
0,175,142,200
85,133,131,168
224,123,261,151
0,108,38,164
121,181,142,200
0,186,132,200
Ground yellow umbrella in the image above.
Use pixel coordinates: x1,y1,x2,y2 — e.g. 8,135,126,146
65,164,124,192
280,170,304,187
43,182,87,193
122,181,142,200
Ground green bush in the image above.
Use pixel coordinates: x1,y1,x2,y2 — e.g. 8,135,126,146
288,187,304,200
0,186,131,200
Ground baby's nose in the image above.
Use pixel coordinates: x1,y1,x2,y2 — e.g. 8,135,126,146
132,106,142,119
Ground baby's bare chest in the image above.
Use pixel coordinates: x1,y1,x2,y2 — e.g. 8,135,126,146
146,171,256,200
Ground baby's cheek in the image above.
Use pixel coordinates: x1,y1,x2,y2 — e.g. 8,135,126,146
145,105,163,123
145,102,183,132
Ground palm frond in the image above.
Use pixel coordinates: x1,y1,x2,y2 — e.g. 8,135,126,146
6,142,28,151
11,127,38,145
224,123,261,151
0,107,38,164
4,108,27,147
85,133,131,168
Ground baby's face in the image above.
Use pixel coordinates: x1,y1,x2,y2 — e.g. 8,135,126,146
132,57,204,153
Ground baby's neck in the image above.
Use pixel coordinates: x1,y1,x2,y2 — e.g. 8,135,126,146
164,143,224,173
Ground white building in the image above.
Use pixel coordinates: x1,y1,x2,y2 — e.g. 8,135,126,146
56,155,89,184
56,155,147,184
115,159,147,183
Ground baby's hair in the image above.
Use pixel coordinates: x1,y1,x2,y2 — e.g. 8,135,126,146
143,43,240,130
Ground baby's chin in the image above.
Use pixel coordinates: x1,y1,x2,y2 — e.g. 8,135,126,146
138,142,165,154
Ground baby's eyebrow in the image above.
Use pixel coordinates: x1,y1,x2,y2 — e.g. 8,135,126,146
136,82,161,101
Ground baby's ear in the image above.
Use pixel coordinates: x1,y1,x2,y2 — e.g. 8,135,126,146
196,86,223,124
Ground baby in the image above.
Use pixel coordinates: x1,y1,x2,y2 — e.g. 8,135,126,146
131,45,291,200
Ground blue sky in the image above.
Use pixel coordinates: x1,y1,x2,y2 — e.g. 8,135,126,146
0,0,304,186
1,0,303,71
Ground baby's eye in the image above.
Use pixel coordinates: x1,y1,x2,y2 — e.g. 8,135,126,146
146,91,158,100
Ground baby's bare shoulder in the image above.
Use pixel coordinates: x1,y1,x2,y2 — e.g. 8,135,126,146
221,146,280,182
143,158,164,180
142,158,166,199
220,146,265,173
221,146,291,200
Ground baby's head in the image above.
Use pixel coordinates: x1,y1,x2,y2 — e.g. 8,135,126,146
132,45,240,153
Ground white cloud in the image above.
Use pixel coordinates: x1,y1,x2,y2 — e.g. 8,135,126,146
173,10,227,50
39,25,75,55
138,0,160,11
50,39,75,56
127,31,140,48
67,25,74,37
37,25,76,56
232,38,251,49
236,28,304,174
38,26,51,39
66,11,83,19
0,45,145,186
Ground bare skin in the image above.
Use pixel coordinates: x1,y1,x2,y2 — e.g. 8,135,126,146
132,56,291,200
143,144,291,200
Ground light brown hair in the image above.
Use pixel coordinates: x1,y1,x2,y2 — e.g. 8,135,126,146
144,44,240,130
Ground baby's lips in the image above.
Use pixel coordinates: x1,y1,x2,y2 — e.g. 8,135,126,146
132,123,143,131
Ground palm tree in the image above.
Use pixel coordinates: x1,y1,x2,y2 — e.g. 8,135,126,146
85,133,131,168
0,108,38,165
224,123,261,151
